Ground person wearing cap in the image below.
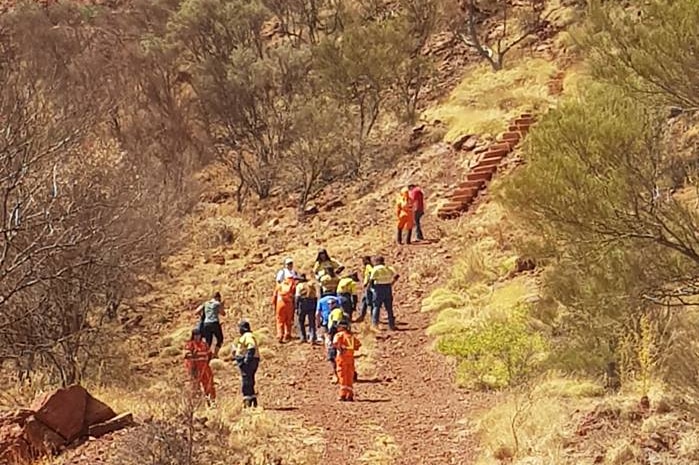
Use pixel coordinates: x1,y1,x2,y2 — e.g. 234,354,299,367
337,272,360,320
234,320,260,408
194,291,226,357
272,275,299,343
369,256,400,330
332,318,362,401
295,274,319,343
184,327,216,406
276,257,299,283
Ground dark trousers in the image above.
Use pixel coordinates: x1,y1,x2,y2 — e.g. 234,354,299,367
297,301,317,342
359,288,373,320
372,284,395,329
202,322,223,347
339,292,355,319
414,210,424,240
239,358,259,407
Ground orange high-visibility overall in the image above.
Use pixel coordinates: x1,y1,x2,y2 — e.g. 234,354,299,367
396,190,414,230
332,329,362,400
273,277,296,341
184,340,216,400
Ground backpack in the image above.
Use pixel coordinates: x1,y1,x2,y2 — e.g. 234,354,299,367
278,278,296,302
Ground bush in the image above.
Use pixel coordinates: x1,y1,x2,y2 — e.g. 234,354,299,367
437,309,547,389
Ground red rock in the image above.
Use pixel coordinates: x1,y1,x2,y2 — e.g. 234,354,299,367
24,415,65,454
32,385,88,442
84,394,116,427
0,424,31,465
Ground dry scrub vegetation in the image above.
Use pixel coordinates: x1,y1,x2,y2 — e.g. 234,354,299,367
420,1,699,464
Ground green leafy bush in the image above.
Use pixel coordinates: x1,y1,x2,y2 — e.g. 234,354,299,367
437,309,548,389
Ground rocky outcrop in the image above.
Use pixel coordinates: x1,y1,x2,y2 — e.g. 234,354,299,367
0,385,133,464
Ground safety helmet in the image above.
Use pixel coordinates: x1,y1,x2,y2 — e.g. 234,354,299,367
400,187,409,194
284,257,293,265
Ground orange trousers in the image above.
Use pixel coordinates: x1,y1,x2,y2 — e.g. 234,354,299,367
336,354,355,400
188,362,216,400
397,215,414,230
276,301,294,341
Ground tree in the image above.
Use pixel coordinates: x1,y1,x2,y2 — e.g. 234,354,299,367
446,0,553,71
0,2,196,385
284,97,354,212
582,0,699,110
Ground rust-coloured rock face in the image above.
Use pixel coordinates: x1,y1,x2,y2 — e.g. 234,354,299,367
32,385,88,442
84,394,117,427
0,385,130,464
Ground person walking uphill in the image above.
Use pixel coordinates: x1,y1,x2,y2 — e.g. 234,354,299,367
184,328,216,406
272,276,297,343
234,320,260,408
195,292,226,357
337,272,359,320
369,256,400,330
408,184,425,241
333,319,362,401
396,187,414,245
295,274,319,343
357,256,374,322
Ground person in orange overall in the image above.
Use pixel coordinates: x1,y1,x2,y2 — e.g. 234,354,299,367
332,318,362,401
184,327,216,406
272,275,298,343
396,186,414,245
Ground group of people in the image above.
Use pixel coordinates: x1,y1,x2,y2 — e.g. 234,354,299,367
184,293,261,408
184,183,422,406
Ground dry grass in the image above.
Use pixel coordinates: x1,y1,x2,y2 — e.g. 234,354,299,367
422,58,557,142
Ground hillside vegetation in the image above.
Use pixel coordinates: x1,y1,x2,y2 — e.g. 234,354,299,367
4,0,699,464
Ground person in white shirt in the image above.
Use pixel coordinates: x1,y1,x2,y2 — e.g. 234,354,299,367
275,257,299,283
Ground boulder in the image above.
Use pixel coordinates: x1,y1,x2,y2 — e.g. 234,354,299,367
31,385,88,442
84,394,116,427
0,424,31,465
24,415,64,454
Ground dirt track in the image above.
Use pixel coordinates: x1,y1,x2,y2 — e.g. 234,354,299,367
259,239,490,464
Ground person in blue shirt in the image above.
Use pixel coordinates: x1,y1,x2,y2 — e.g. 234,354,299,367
316,295,341,381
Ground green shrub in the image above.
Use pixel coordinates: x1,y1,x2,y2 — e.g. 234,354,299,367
437,309,548,389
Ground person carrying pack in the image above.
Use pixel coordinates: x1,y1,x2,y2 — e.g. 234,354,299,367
333,319,362,401
295,274,319,344
194,292,226,357
337,272,359,321
316,296,341,382
320,266,341,296
234,320,260,408
184,327,216,406
272,276,298,343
